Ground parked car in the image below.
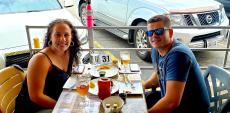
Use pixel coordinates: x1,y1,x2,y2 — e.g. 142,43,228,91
77,0,229,61
0,0,88,69
216,0,230,18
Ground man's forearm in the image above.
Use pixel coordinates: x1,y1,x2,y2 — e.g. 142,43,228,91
148,97,177,113
148,81,185,113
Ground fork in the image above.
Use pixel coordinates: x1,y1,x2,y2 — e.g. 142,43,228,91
130,80,135,89
123,74,128,86
126,74,135,89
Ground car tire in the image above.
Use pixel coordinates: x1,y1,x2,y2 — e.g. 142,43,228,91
134,22,152,62
79,2,87,26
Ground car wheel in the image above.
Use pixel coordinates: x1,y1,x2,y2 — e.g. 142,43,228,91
79,2,87,26
134,22,152,62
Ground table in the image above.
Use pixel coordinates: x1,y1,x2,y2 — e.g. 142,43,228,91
52,65,148,113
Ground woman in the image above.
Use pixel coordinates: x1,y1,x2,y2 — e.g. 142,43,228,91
15,19,81,113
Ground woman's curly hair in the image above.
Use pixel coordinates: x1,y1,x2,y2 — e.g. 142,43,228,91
43,19,81,72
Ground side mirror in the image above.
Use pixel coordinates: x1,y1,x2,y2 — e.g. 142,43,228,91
64,0,74,7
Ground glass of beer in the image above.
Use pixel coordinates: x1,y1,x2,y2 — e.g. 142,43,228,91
120,51,131,72
76,74,91,107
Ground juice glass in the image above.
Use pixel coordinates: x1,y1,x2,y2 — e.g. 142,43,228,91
76,74,91,107
120,51,131,72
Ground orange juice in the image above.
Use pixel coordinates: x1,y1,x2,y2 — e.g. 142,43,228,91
76,84,89,96
120,51,130,65
112,59,118,65
122,59,130,65
33,36,40,48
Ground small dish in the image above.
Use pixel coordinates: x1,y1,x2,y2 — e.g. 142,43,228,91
90,64,118,77
102,96,124,112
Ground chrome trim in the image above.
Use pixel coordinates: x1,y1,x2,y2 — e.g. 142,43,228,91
189,35,224,48
193,14,201,26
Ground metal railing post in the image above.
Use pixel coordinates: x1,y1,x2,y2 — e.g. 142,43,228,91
88,28,94,51
86,0,94,53
223,30,230,67
25,26,33,56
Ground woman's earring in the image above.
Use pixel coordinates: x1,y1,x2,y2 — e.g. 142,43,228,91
70,41,74,46
48,40,52,46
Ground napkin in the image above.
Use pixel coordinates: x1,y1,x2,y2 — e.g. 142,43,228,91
127,74,142,81
63,77,76,89
118,82,143,94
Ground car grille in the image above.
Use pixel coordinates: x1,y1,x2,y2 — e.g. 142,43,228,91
191,31,220,42
184,15,193,26
197,11,219,25
184,11,220,26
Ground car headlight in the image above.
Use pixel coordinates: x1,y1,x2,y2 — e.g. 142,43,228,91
169,14,186,26
220,6,226,22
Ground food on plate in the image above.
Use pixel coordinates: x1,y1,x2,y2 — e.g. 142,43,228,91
97,65,111,70
89,81,95,89
124,90,132,94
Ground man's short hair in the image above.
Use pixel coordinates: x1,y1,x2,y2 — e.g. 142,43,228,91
147,15,171,28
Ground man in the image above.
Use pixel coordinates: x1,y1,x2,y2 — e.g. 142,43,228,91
143,15,210,113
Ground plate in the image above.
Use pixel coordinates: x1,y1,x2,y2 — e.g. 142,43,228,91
118,82,143,95
89,64,118,77
88,78,119,95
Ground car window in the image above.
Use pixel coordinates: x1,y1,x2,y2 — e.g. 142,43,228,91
0,0,62,14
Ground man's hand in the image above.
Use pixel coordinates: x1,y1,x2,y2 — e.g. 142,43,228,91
148,80,185,113
143,71,159,89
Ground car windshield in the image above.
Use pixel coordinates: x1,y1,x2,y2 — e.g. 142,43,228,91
0,0,62,14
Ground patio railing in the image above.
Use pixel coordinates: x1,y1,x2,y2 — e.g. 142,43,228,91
26,25,230,70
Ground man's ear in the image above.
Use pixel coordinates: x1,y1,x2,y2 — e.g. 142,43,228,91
169,28,173,38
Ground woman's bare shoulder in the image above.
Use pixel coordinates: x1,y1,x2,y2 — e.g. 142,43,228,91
31,53,47,62
28,50,51,68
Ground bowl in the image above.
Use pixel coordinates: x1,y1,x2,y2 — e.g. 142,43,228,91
102,96,124,112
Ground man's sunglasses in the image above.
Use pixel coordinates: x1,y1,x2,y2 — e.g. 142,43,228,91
146,28,166,37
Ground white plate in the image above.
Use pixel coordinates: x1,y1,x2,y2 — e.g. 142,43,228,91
89,65,118,77
88,78,119,95
118,82,143,95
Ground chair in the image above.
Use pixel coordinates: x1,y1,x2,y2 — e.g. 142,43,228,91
0,65,25,113
204,65,230,113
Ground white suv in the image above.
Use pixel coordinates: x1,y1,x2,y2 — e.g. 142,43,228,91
77,0,229,61
0,0,88,69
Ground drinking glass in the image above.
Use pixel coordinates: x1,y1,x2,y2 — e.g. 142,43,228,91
120,51,131,72
76,74,91,107
90,52,100,66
